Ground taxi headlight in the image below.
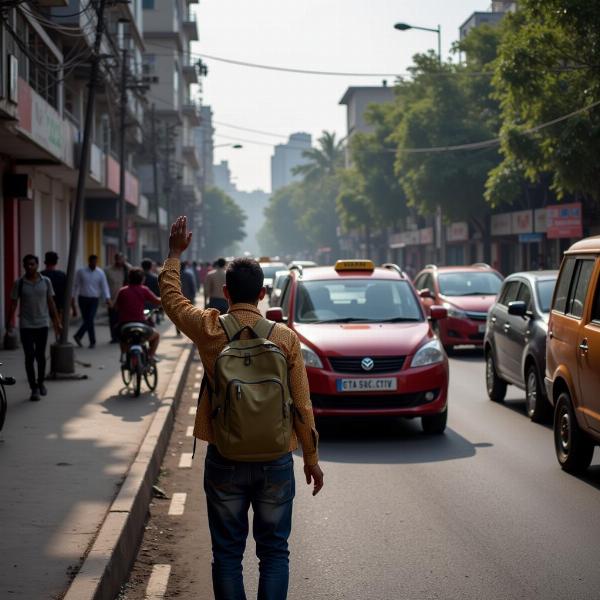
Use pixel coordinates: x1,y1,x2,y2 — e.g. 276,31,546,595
443,302,468,319
411,339,445,368
300,342,323,369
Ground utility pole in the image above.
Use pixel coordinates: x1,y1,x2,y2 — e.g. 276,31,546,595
52,0,107,374
150,104,163,259
118,47,128,257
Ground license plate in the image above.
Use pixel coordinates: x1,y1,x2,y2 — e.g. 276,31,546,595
336,378,398,392
478,324,487,333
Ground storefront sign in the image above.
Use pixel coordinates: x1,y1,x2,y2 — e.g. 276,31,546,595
547,202,583,239
31,89,64,159
511,210,533,234
389,230,420,247
419,227,434,245
491,213,511,236
534,208,547,233
518,233,544,243
446,221,469,242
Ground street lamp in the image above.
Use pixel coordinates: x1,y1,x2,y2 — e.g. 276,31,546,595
394,22,442,63
213,143,243,149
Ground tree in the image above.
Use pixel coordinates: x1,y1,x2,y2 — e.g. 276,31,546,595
292,131,344,182
203,187,246,258
489,0,600,205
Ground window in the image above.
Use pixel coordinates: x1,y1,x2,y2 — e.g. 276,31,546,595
294,279,423,324
567,260,594,319
414,274,426,290
424,274,435,293
142,0,154,9
591,276,600,324
553,257,576,313
280,280,292,317
516,283,532,310
536,279,557,313
498,281,520,306
438,271,502,296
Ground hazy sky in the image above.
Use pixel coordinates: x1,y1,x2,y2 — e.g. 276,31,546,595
192,1,493,193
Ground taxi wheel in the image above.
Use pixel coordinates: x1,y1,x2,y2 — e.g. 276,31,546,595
525,365,550,423
486,352,506,402
422,408,447,434
554,392,594,473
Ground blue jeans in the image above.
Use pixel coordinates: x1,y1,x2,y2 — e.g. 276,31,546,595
204,444,295,600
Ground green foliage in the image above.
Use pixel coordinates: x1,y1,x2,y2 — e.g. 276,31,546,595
490,0,600,202
203,187,246,258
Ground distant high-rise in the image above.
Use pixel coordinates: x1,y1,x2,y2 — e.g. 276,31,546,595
460,1,517,40
270,132,312,192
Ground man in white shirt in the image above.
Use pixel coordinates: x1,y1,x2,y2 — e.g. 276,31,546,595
72,254,111,348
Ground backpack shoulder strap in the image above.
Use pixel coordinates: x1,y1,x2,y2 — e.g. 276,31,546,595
219,313,244,342
252,317,276,340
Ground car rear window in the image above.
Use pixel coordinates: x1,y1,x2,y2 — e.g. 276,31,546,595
294,279,423,323
438,272,502,296
567,260,595,319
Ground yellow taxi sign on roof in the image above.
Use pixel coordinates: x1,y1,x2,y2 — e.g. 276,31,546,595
334,259,375,272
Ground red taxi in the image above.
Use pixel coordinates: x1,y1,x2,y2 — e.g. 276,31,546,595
266,260,449,433
414,264,503,352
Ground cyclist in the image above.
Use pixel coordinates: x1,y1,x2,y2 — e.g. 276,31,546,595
114,268,161,362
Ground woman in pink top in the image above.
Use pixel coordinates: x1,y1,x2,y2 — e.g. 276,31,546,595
114,268,161,360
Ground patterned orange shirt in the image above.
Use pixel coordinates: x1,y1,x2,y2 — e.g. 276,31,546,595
159,258,319,465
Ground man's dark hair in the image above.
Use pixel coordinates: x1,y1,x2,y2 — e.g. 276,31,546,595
141,258,153,271
23,254,38,267
216,257,226,269
89,254,98,262
128,267,144,285
226,258,264,304
44,251,58,266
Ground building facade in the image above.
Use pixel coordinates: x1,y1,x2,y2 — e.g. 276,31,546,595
270,132,312,192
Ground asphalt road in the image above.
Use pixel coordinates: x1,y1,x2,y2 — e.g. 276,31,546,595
124,349,600,600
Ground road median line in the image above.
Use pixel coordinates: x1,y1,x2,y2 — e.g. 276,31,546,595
63,341,195,600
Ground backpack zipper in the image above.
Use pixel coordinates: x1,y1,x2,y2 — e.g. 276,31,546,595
225,378,288,420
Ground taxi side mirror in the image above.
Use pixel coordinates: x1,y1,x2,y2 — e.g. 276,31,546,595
266,307,285,323
429,306,447,320
419,288,434,299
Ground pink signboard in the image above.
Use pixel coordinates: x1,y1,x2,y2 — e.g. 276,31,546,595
546,202,583,239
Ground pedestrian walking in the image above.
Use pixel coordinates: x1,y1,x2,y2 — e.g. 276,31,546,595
141,258,162,323
204,257,228,314
181,261,197,303
104,252,130,342
6,255,62,401
72,255,111,348
160,217,323,600
41,251,67,319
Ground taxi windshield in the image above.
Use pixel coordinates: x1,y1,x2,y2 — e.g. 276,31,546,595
261,265,285,279
438,271,502,296
295,279,423,323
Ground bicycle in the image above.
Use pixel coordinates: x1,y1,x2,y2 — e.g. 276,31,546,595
120,313,159,397
0,362,16,432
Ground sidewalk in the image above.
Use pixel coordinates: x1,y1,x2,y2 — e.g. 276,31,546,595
0,316,192,599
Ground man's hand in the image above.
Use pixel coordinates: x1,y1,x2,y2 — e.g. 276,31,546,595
53,321,63,338
304,463,324,496
169,216,193,259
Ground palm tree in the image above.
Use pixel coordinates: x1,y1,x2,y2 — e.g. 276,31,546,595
292,131,344,182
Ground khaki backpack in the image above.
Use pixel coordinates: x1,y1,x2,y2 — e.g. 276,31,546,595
208,313,293,461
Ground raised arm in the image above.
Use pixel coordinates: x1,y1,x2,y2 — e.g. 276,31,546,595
158,217,205,339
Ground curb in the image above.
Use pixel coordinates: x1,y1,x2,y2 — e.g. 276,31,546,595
63,342,195,600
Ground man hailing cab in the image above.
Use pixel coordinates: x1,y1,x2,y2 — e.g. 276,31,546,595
159,217,324,600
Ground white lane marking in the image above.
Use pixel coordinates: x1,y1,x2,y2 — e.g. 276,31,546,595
168,492,187,516
195,372,202,380
145,564,171,599
193,382,201,390
186,426,194,437
179,453,193,468
188,406,195,415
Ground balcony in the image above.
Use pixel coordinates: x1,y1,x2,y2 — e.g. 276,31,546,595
182,102,201,126
182,58,198,84
182,11,199,41
182,145,200,169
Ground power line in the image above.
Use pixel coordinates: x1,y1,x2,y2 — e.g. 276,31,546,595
212,120,289,139
214,132,311,150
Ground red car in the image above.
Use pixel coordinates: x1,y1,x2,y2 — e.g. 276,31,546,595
266,260,449,433
414,264,503,352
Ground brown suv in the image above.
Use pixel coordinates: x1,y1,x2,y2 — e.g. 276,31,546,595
546,237,600,473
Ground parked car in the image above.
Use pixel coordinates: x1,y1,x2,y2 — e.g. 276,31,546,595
484,271,558,421
288,260,318,270
259,260,287,295
414,264,503,352
265,260,449,433
546,237,600,473
269,270,290,307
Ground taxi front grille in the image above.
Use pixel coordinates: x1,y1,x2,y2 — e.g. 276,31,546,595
311,389,440,410
328,356,406,374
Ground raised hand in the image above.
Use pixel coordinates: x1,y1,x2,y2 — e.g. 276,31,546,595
169,216,193,258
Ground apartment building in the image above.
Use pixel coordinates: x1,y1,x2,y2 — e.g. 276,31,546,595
0,1,145,332
141,0,202,260
270,132,312,192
